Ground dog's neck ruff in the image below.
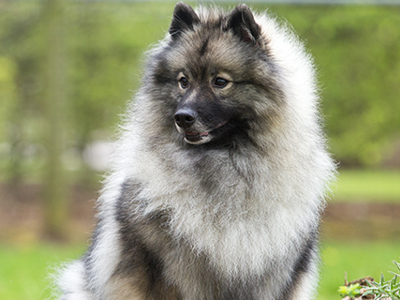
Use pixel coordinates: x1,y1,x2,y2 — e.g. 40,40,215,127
116,136,324,277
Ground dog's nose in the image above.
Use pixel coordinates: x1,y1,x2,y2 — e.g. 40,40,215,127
174,108,197,129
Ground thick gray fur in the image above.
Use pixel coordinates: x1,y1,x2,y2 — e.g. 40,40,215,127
58,3,336,300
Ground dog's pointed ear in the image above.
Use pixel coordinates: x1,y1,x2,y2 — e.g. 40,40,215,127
169,2,200,39
225,4,261,46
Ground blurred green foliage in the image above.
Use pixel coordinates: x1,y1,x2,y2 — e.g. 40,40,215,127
0,1,400,182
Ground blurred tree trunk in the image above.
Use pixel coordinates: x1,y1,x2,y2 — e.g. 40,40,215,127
42,0,69,240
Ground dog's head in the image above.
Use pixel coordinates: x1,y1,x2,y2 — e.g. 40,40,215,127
147,3,283,146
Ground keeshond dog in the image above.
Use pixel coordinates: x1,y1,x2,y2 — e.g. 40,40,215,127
58,3,335,300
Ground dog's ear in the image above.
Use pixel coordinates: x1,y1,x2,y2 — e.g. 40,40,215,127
225,4,261,46
169,2,200,39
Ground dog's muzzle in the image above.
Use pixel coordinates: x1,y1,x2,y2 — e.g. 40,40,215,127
174,108,212,144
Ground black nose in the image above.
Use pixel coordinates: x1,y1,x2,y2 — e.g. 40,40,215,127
174,108,197,129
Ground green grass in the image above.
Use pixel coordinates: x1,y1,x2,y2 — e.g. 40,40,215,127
0,244,85,300
1,241,399,300
319,241,400,300
333,169,400,202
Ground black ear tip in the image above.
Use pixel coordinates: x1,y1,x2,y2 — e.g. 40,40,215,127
169,2,200,38
172,2,198,19
232,4,255,21
236,4,251,11
231,4,252,16
225,4,261,46
173,2,192,14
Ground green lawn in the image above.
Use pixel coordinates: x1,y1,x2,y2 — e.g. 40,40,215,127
318,241,400,300
1,241,399,300
0,244,85,300
333,169,400,202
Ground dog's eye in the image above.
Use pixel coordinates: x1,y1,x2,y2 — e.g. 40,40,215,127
179,77,189,89
213,77,228,88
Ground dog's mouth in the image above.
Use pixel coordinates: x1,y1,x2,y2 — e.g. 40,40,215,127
184,131,209,144
183,121,228,145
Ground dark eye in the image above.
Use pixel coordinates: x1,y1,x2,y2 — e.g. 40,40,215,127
213,77,228,88
179,77,189,89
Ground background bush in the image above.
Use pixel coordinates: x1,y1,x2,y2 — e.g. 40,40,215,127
1,2,400,176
